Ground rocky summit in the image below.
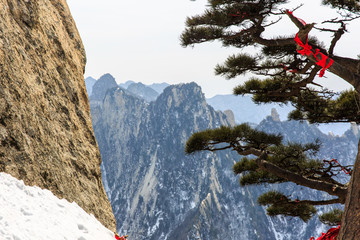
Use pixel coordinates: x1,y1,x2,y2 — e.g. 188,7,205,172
0,0,115,231
91,81,274,239
88,76,359,239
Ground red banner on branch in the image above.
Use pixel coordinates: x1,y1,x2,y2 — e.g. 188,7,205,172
287,10,334,77
310,225,340,240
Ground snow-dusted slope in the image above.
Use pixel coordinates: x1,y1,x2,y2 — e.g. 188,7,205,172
0,172,115,240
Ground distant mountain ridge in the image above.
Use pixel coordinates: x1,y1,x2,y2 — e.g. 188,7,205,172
126,82,159,102
86,76,170,103
207,94,293,124
91,82,250,239
85,76,352,136
89,74,118,102
207,94,352,136
86,74,359,239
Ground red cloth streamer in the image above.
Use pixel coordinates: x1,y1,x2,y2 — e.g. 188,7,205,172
294,33,313,56
286,10,307,26
310,225,340,240
287,10,334,77
324,159,351,175
115,234,127,240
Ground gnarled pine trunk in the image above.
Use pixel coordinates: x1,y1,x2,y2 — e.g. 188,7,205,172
338,140,360,239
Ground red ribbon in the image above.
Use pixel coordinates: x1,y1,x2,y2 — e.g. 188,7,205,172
287,11,334,77
323,159,351,175
286,10,307,26
115,234,127,240
294,33,313,56
315,53,334,77
310,225,340,240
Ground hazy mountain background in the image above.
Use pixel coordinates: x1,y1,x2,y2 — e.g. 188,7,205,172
86,76,351,136
85,74,358,240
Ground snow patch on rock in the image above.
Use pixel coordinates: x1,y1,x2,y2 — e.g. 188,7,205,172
0,172,115,240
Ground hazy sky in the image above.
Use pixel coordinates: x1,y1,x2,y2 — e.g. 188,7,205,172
67,0,359,98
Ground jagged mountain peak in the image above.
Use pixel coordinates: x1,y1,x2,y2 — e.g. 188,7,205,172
90,77,360,239
99,73,116,82
257,115,326,144
271,108,281,122
343,123,360,141
90,73,118,102
155,82,206,109
91,80,238,239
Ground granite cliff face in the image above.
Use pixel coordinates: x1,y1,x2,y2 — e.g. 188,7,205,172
0,0,115,231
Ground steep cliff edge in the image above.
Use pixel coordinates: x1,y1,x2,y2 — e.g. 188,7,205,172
0,0,116,231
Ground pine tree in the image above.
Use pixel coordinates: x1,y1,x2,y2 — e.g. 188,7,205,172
181,1,360,238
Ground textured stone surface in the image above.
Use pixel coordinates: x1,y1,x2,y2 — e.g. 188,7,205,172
0,0,116,231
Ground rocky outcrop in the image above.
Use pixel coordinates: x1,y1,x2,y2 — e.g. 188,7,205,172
91,83,275,239
271,108,281,122
90,73,118,102
0,0,115,231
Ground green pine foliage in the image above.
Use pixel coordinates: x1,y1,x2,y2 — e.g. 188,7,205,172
214,53,258,78
185,123,282,154
233,157,283,186
182,0,358,225
181,0,360,124
258,191,317,222
288,89,360,123
319,209,343,226
322,0,360,12
185,123,345,222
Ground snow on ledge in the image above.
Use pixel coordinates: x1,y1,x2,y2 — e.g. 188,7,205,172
0,172,115,240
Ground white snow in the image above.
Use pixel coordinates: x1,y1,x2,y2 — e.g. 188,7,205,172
0,172,115,240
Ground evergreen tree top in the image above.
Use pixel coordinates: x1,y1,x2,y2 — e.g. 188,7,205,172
181,0,360,123
182,0,359,227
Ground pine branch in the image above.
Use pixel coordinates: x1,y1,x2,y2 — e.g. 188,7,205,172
256,151,347,203
284,11,360,91
292,198,343,206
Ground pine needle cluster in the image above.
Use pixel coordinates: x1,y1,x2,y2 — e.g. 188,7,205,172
185,123,348,222
182,0,359,225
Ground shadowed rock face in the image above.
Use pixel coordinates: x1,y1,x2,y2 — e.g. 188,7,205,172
0,0,116,231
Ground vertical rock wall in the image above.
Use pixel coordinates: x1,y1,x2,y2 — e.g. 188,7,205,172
0,0,116,231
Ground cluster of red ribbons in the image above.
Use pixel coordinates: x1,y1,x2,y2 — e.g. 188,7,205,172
115,234,128,240
310,225,340,240
323,159,351,175
286,10,334,77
